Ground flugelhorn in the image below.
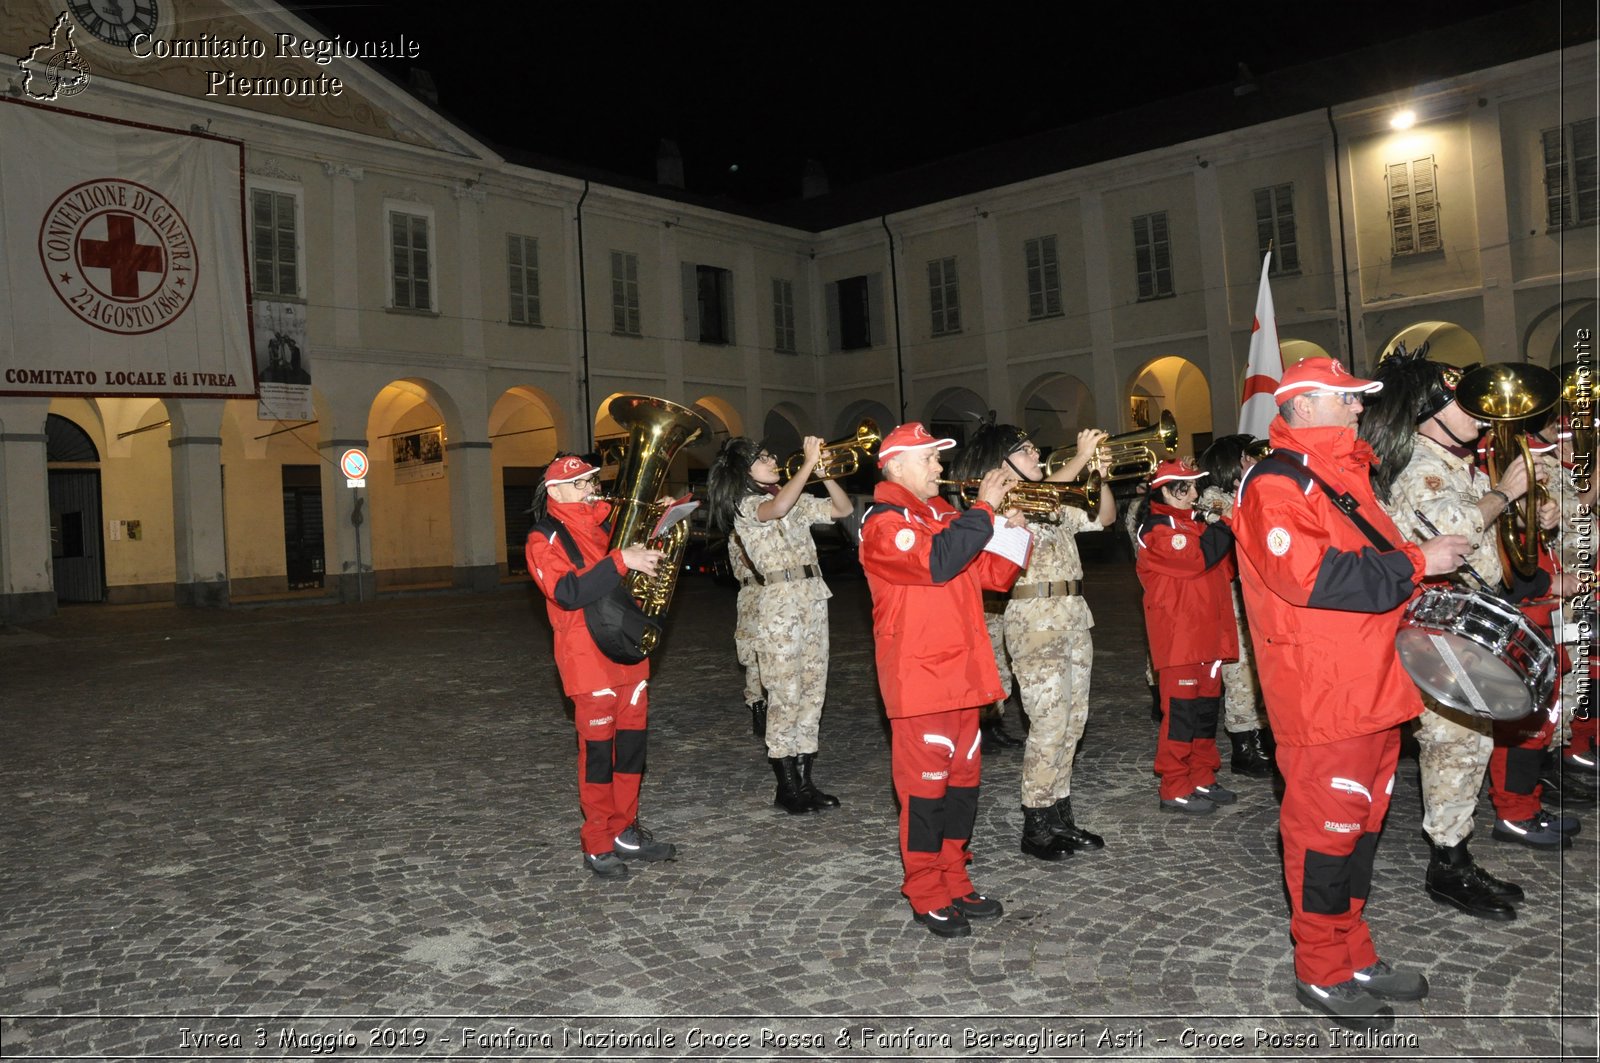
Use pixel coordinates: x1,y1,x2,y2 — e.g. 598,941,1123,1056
1044,411,1178,481
937,478,1097,521
783,418,881,482
1455,363,1561,580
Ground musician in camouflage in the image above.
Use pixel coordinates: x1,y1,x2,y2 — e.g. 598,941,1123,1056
953,422,1113,860
727,535,767,738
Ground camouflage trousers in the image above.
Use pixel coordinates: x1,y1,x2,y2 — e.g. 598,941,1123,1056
734,583,765,706
1222,589,1267,733
1005,601,1093,806
1416,697,1493,846
756,589,829,759
985,611,1014,707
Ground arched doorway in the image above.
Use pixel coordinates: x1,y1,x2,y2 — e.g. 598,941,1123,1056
1381,321,1485,368
46,412,105,603
1019,372,1097,452
923,386,990,449
367,379,460,591
491,386,562,577
1130,356,1212,460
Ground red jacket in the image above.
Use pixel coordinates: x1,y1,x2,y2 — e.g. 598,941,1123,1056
1135,502,1240,668
859,481,1023,717
525,500,648,697
1233,420,1427,746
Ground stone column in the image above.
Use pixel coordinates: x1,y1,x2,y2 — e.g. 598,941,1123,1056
447,439,499,591
0,397,55,621
168,400,228,607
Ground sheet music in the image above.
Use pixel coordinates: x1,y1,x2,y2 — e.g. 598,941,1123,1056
652,495,699,538
983,514,1033,567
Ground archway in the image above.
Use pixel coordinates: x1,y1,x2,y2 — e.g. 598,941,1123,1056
1019,372,1097,452
922,386,989,449
1129,356,1213,460
1524,300,1597,368
491,386,563,577
45,410,105,603
366,379,460,591
1380,321,1485,369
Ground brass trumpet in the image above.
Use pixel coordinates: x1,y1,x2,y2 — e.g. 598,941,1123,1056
1044,411,1178,481
783,418,881,482
937,477,1098,520
1553,358,1597,459
1455,362,1562,580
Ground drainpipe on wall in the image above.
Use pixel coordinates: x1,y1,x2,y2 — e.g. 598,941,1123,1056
881,214,906,422
1327,107,1357,369
576,180,593,452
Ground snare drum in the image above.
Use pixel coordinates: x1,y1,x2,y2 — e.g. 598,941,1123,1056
1395,587,1556,721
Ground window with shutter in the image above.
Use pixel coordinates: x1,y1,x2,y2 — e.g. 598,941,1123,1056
1252,184,1299,274
772,278,797,353
1132,212,1173,299
1543,122,1599,231
928,257,960,336
507,235,540,325
611,251,641,336
1024,236,1062,319
251,189,299,298
1388,157,1440,256
390,210,433,310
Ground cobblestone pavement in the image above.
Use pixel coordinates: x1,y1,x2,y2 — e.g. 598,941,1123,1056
1,561,1595,1061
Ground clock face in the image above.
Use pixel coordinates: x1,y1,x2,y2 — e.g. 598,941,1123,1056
66,0,160,48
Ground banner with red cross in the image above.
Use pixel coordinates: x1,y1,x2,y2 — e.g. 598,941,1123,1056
0,99,252,398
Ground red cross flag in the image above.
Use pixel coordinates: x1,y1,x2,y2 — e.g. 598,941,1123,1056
1239,251,1282,439
0,100,252,398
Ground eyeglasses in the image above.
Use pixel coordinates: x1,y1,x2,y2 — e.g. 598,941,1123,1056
754,451,777,464
1307,390,1363,406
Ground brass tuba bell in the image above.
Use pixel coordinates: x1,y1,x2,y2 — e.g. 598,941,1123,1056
1553,358,1598,460
1453,363,1562,580
604,394,709,654
1044,410,1178,481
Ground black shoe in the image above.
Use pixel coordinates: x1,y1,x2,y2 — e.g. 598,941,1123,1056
1425,840,1516,921
1465,860,1524,903
613,822,676,861
1149,686,1162,724
1491,810,1576,849
584,852,630,879
1294,978,1395,1032
1192,782,1237,805
912,905,972,938
1352,960,1429,1001
951,891,1003,919
795,751,840,810
1049,796,1105,850
1228,729,1274,778
1021,806,1077,860
749,698,767,740
1159,792,1216,815
770,756,818,815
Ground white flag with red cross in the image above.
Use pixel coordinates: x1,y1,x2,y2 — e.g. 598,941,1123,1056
0,99,253,398
1239,251,1282,439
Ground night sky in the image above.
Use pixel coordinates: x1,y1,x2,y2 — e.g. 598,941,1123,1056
289,1,1557,204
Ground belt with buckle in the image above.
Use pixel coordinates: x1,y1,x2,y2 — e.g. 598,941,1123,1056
765,563,821,583
1010,579,1082,600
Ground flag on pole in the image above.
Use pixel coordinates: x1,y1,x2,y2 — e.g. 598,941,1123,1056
1238,251,1282,439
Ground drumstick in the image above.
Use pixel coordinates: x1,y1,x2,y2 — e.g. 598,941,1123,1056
1411,509,1492,592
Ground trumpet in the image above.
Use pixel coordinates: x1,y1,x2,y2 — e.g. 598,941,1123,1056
937,477,1098,521
783,418,881,483
1044,411,1178,481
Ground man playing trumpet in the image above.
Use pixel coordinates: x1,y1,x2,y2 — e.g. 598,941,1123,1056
951,422,1114,861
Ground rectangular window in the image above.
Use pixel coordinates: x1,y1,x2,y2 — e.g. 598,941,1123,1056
1023,235,1062,319
827,274,881,352
251,188,298,297
1387,156,1441,256
389,210,432,310
1252,184,1300,274
772,278,797,353
1543,121,1599,230
682,263,733,345
1132,211,1173,299
610,250,641,336
507,234,541,325
927,256,961,336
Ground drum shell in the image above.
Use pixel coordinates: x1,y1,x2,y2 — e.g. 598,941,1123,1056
1395,587,1555,721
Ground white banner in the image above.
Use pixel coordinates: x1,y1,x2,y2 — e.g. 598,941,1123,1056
0,100,253,398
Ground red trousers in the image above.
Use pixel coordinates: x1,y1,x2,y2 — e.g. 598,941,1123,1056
889,707,982,914
1489,701,1558,822
1278,727,1400,987
1155,663,1222,799
572,680,649,856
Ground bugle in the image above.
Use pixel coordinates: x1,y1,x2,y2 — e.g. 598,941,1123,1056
783,418,881,482
1044,411,1178,481
1454,363,1561,580
937,477,1098,521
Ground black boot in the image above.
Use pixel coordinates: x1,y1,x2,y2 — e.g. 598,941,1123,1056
770,756,816,815
1228,729,1274,778
1050,795,1105,850
1020,806,1075,861
795,752,840,810
980,716,1020,753
1149,686,1162,724
1425,839,1517,920
749,698,767,740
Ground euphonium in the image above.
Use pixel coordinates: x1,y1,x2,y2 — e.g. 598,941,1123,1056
937,477,1097,521
783,418,882,482
1454,363,1562,580
604,394,709,654
1044,411,1179,481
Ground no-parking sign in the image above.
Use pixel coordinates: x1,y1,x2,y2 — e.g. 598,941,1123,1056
341,448,368,487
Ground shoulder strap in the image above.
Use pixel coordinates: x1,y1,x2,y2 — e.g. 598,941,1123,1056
862,502,908,524
729,530,765,585
1248,451,1396,553
531,517,585,566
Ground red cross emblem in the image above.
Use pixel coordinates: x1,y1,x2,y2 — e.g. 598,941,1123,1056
78,213,166,299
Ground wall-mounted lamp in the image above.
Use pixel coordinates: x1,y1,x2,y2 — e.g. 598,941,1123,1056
1390,109,1417,131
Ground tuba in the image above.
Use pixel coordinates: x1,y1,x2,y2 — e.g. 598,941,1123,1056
1044,410,1179,481
604,394,709,654
784,418,881,482
1454,363,1561,580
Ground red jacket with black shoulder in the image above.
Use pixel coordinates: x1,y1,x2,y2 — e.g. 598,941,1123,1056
1135,502,1240,669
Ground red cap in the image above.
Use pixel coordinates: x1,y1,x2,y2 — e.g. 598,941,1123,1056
1273,356,1383,401
877,421,957,467
544,455,600,484
1149,458,1206,488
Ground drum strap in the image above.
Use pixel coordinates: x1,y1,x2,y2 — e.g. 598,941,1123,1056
1254,452,1397,553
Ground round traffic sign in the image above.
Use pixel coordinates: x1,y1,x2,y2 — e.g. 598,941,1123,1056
340,448,369,479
